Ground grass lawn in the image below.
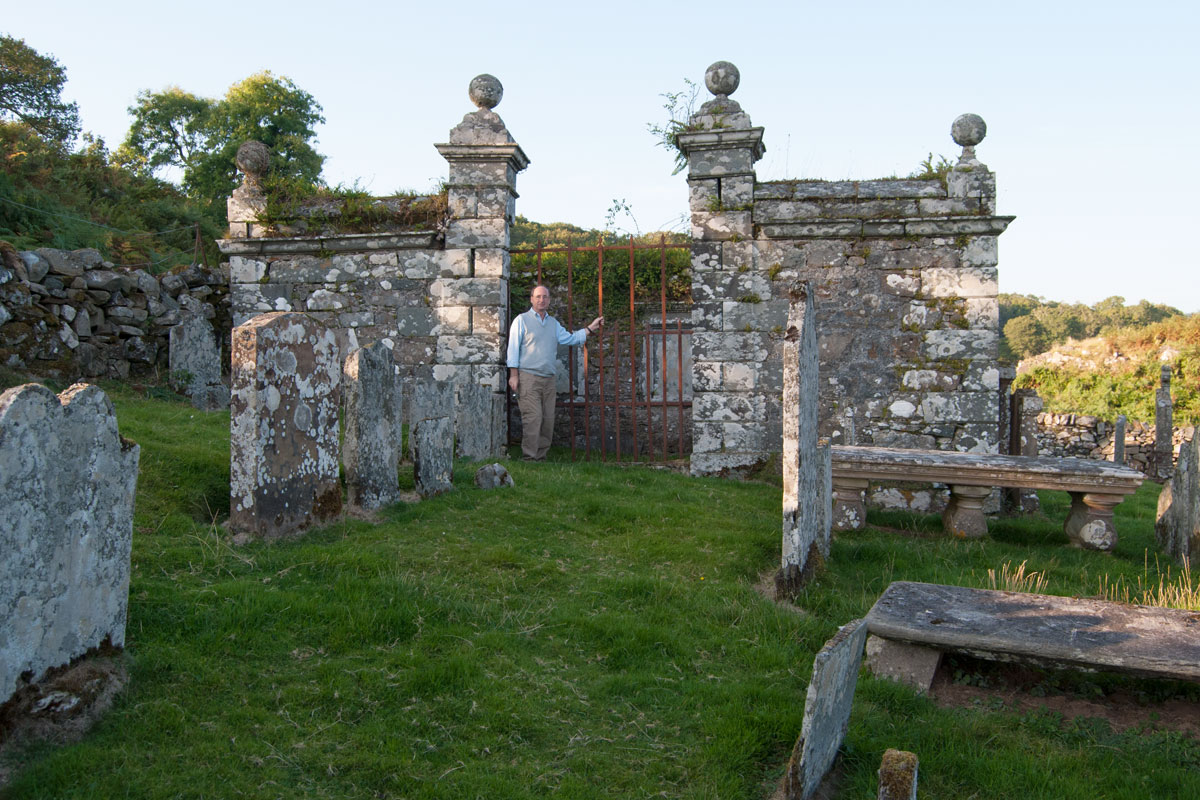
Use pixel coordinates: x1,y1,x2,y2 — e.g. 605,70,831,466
2,384,1198,799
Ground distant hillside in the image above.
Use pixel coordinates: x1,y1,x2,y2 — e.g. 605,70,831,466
1000,292,1182,362
1014,314,1200,425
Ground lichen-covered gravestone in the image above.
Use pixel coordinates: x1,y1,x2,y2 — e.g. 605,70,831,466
343,341,401,510
777,282,832,599
407,373,454,460
230,312,342,539
414,416,454,496
456,381,503,460
0,383,139,705
1156,434,1199,564
782,618,869,800
169,313,230,410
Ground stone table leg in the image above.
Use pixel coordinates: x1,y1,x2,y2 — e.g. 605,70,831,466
832,476,869,531
943,484,992,538
1065,491,1122,551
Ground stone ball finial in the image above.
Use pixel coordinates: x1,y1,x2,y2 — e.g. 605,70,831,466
469,74,503,110
951,113,987,148
705,61,740,97
235,141,270,186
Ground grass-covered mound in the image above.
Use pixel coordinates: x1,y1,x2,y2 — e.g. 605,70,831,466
2,384,1197,798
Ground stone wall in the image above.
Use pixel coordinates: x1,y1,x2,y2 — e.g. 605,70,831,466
678,62,1011,477
1036,411,1195,476
219,77,522,445
0,245,228,381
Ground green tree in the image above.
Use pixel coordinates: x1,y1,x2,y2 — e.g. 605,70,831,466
1004,315,1049,359
0,35,80,143
119,71,325,208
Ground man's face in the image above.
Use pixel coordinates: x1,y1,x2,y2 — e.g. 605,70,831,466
531,286,550,314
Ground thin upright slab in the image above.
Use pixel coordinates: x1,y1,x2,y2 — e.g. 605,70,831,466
169,313,229,410
343,341,401,510
1157,435,1199,564
230,312,342,539
414,416,454,497
456,381,501,460
778,282,831,598
865,581,1200,683
783,618,868,800
0,383,139,704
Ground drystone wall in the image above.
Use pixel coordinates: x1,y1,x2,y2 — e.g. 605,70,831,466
219,78,522,449
1035,411,1195,476
677,62,1011,477
0,245,228,381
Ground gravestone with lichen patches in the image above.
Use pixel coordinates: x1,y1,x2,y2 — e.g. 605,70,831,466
343,340,401,510
230,312,342,539
0,383,139,705
776,282,832,599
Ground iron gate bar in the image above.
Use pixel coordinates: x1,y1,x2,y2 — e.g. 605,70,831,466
508,236,692,462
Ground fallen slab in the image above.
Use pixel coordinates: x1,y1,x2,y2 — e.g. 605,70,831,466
864,581,1200,693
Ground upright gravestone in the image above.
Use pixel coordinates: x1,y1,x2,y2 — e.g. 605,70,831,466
343,341,401,510
1113,414,1127,465
414,416,454,497
877,749,919,800
456,381,502,460
0,383,139,705
169,313,230,410
777,282,832,599
1155,366,1174,481
1003,389,1042,514
1156,434,1198,564
408,371,455,460
782,619,869,800
230,313,342,539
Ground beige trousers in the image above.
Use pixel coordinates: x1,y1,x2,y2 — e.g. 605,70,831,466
516,370,556,459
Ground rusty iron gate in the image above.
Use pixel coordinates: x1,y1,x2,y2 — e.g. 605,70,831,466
508,236,693,461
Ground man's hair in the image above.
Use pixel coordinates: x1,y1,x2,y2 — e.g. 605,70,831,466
531,284,549,296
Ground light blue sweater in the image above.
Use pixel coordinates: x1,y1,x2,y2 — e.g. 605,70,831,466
506,308,589,377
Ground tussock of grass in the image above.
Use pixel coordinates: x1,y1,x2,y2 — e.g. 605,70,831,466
1099,556,1200,611
2,387,1198,798
988,559,1049,594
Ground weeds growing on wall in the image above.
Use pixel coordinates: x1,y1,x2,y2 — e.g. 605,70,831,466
256,178,448,235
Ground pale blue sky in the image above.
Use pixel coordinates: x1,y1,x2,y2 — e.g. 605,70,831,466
8,1,1199,311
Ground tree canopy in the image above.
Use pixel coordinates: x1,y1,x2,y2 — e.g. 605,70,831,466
0,35,80,143
1000,293,1183,360
118,71,325,208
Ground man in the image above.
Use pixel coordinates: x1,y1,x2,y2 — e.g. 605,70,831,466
507,285,603,461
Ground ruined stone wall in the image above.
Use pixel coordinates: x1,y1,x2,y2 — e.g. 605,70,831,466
1035,411,1195,476
678,63,1012,477
219,78,523,440
0,246,228,381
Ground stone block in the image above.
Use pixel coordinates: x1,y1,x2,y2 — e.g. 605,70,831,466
343,341,401,510
782,619,868,800
473,248,509,279
877,749,919,800
395,306,435,336
414,416,453,497
0,383,139,705
921,266,997,298
723,298,787,332
920,391,999,424
169,314,229,411
437,334,501,365
961,236,998,267
446,218,508,249
229,257,267,284
475,462,513,489
693,390,766,422
922,329,998,360
692,331,770,362
430,278,504,307
432,305,472,335
229,313,342,540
